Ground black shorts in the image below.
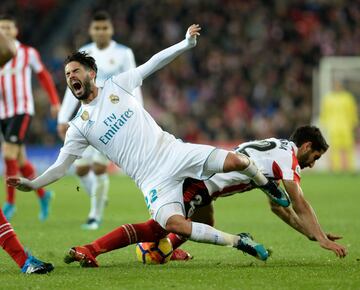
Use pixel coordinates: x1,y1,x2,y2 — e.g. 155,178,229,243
0,114,32,145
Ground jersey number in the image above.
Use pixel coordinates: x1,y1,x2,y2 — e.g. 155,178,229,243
237,140,276,156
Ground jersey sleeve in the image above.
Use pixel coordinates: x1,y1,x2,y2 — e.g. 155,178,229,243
111,68,143,93
123,49,144,105
272,148,301,183
60,124,89,157
28,47,44,73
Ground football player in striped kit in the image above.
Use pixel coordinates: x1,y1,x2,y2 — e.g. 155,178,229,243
0,14,60,221
0,29,53,274
57,11,143,230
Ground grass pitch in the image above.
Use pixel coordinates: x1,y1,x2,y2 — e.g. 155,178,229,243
0,173,359,290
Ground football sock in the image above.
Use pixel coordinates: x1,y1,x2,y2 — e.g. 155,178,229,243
19,161,45,198
189,222,240,247
5,159,18,204
168,233,187,250
85,219,167,257
0,210,27,268
79,171,96,197
94,173,109,222
241,158,268,186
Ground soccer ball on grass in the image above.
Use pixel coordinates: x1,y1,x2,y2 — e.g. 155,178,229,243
136,238,173,264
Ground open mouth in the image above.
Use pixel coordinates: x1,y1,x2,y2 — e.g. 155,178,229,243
72,80,82,93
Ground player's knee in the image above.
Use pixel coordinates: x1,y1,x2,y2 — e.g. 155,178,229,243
76,165,90,176
2,142,20,160
93,163,107,175
165,215,191,236
223,152,249,172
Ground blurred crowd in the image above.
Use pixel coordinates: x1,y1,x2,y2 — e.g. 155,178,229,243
2,0,360,144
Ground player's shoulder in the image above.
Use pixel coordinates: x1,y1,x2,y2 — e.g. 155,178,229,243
113,41,132,52
78,43,94,53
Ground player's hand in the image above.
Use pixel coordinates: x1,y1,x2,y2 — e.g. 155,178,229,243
7,177,33,192
57,123,69,141
51,104,60,118
185,24,201,47
319,239,347,258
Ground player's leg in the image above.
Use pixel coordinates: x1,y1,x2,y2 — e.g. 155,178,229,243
0,209,54,274
64,219,167,267
169,203,214,261
1,142,20,220
91,151,110,228
206,149,290,206
1,114,31,220
75,147,99,229
18,145,52,221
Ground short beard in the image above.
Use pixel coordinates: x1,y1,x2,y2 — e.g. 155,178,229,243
71,76,92,101
298,150,311,169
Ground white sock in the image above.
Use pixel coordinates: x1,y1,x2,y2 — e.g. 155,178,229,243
189,222,240,247
241,159,268,186
79,171,96,196
94,173,109,222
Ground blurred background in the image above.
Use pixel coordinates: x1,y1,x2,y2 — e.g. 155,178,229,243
0,0,359,172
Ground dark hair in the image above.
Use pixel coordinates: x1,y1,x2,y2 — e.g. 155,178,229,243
289,125,329,152
64,51,98,74
92,11,112,22
0,14,17,24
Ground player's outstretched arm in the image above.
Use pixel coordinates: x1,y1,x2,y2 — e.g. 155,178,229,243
0,30,16,66
7,152,77,191
282,180,347,258
136,24,201,79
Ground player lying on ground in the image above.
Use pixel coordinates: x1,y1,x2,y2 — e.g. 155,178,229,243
59,126,346,267
0,29,53,274
8,24,289,262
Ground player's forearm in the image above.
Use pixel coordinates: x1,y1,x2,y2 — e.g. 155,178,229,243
136,38,194,80
26,153,77,190
0,32,16,66
37,69,60,105
271,203,311,238
292,199,328,242
58,88,79,124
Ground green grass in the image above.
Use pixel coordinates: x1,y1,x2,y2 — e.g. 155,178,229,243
0,173,359,289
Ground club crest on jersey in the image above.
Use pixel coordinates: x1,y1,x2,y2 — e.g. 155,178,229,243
109,94,120,104
81,110,89,121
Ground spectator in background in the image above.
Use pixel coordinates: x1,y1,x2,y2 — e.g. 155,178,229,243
0,14,60,221
320,80,358,172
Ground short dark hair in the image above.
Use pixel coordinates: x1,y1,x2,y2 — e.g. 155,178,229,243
289,125,329,152
0,14,17,24
91,11,112,22
64,51,98,74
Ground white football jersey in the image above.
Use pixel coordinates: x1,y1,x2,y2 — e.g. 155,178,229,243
205,138,301,198
58,40,143,123
61,69,181,190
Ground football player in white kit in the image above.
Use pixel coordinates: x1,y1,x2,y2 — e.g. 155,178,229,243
57,11,143,230
9,24,290,261
57,126,345,267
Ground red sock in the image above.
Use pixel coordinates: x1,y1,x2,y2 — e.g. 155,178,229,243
168,233,188,250
85,219,167,257
19,161,45,198
0,210,27,268
4,159,19,204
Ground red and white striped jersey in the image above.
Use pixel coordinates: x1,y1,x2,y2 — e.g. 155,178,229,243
205,138,301,198
0,41,44,119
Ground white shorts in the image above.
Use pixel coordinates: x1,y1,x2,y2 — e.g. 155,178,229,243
74,146,109,167
142,142,228,228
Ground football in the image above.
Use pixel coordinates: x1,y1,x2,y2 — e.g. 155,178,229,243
136,238,173,264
